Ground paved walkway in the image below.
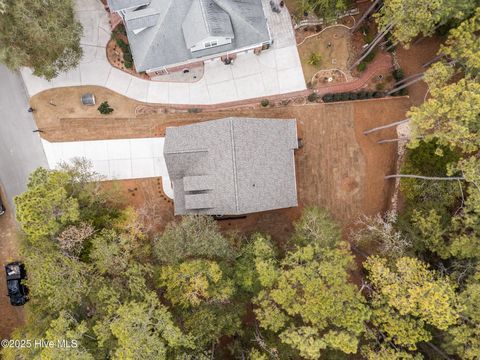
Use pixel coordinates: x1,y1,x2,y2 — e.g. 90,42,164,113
20,0,306,105
316,52,393,95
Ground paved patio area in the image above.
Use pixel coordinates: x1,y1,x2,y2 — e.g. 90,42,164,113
21,0,305,105
41,137,173,198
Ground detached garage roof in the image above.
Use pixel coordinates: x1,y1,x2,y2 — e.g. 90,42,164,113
164,117,298,215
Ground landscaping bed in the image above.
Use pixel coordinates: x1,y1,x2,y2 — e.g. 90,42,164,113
106,25,149,80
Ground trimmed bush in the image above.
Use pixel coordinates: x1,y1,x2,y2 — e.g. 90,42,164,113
349,93,358,100
393,68,404,81
357,62,367,72
260,99,270,107
357,91,367,100
373,91,384,98
333,93,342,101
98,101,114,115
340,92,350,101
307,92,319,102
322,94,334,102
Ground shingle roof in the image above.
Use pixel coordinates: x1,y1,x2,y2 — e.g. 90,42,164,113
121,0,271,72
164,118,298,216
182,0,235,49
107,0,150,12
125,7,161,32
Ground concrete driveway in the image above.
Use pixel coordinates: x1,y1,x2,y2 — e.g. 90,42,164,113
20,0,306,105
41,138,173,198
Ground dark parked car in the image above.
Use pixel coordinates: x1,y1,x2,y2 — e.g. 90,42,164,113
5,262,28,306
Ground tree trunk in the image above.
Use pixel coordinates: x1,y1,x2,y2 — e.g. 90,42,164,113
350,23,394,70
393,72,424,86
377,137,410,144
420,342,454,360
423,54,444,68
386,74,425,95
351,0,383,33
385,174,465,181
363,118,409,135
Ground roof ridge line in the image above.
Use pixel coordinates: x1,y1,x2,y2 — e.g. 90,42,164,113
199,0,212,36
228,118,240,213
212,0,264,38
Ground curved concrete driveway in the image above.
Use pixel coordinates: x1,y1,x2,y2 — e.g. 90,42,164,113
21,0,306,104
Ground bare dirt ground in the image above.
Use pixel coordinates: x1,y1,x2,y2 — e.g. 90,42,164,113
395,36,443,106
36,86,411,243
0,189,25,340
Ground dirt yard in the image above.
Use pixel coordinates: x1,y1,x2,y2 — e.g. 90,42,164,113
32,86,411,242
396,36,443,106
298,26,352,84
0,189,25,340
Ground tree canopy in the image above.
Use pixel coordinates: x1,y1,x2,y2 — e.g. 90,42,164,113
0,0,83,79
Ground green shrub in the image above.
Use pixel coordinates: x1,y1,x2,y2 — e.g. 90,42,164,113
364,50,376,63
307,52,322,67
333,93,342,101
373,91,383,98
97,101,114,115
357,91,367,99
357,62,367,72
349,93,358,100
365,92,373,99
307,92,319,102
260,99,270,107
322,94,334,102
340,92,350,101
393,68,404,81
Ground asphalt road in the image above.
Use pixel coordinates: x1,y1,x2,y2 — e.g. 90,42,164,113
0,65,48,209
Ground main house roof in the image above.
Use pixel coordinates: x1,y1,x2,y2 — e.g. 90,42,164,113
107,0,271,72
163,117,298,216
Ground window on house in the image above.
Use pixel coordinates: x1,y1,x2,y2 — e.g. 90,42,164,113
204,40,218,48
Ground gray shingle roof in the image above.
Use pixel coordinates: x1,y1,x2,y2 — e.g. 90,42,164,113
164,118,298,216
121,0,271,72
182,0,235,49
107,0,150,12
125,7,161,32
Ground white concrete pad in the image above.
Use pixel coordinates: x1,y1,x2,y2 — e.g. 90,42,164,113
147,82,169,103
109,159,132,179
126,78,149,102
203,59,234,85
231,53,261,79
274,46,302,71
208,81,238,103
235,74,266,99
106,139,131,159
79,60,111,86
168,82,190,104
106,68,133,95
132,158,155,178
278,67,307,93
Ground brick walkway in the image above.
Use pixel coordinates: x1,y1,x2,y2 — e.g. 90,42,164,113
316,52,393,96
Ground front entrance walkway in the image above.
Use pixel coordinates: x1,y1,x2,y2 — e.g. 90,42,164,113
20,0,306,105
41,137,173,198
